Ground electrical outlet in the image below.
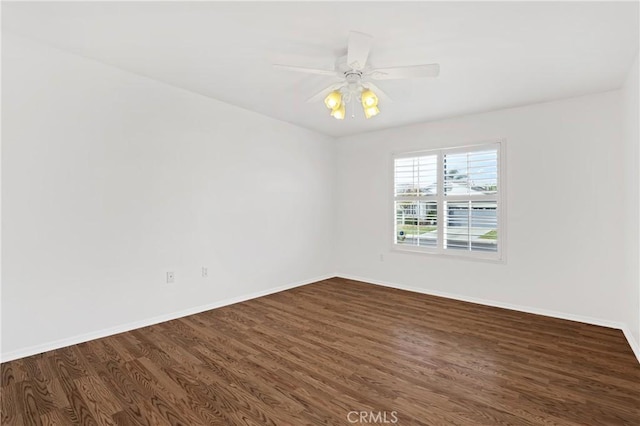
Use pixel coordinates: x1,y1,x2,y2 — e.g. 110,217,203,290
166,272,175,283
202,267,208,278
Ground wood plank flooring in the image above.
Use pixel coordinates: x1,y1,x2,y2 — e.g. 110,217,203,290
2,277,639,425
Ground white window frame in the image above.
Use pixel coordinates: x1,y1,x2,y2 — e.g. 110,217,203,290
391,140,505,262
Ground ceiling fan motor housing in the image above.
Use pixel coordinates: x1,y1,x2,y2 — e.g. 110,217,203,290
337,56,367,101
345,70,363,83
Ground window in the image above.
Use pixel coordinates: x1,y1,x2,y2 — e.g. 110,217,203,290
393,142,503,260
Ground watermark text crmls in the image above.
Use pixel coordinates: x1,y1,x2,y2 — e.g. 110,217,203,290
347,411,399,424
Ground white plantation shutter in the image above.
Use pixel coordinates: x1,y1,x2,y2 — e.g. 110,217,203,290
444,149,498,196
394,155,438,248
393,143,502,259
394,155,438,196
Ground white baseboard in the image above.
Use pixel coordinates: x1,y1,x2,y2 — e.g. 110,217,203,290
621,325,640,363
1,274,334,363
5,273,639,366
336,273,640,364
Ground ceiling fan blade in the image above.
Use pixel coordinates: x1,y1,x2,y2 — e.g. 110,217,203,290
306,82,344,103
273,64,336,76
362,82,392,102
347,31,373,70
369,63,440,80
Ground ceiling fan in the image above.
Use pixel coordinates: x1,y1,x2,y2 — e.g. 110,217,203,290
273,31,440,120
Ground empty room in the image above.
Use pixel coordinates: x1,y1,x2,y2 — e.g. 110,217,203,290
1,1,639,425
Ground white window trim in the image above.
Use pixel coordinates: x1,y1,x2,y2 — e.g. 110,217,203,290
390,140,506,263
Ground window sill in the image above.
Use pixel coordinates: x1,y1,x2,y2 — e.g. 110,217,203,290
390,245,506,264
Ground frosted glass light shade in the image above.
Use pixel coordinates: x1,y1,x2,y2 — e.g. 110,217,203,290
361,89,378,107
364,105,380,119
324,91,342,110
331,103,346,120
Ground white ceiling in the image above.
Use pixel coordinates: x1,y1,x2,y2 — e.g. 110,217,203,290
2,2,638,138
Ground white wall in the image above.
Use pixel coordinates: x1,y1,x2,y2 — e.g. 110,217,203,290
335,91,633,334
622,53,639,353
1,35,335,359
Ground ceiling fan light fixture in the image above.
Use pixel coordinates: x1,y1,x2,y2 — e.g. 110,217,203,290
361,89,378,107
364,105,380,119
274,31,440,123
330,103,346,120
324,91,342,110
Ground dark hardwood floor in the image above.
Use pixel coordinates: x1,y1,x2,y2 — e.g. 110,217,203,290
1,277,639,425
